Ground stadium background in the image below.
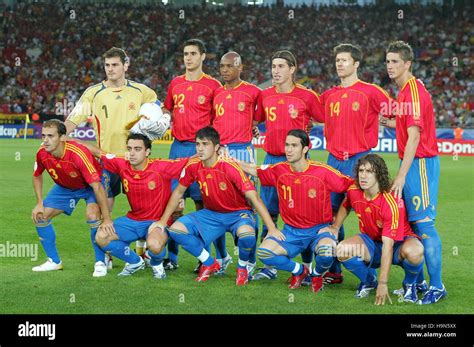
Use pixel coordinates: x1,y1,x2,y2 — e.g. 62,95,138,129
0,0,473,315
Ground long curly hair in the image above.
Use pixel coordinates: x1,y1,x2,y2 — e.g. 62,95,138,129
354,154,391,193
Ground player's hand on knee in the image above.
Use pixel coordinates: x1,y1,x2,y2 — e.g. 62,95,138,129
32,204,45,223
318,225,339,238
99,219,116,237
390,175,406,199
267,227,285,241
374,284,392,306
148,221,165,234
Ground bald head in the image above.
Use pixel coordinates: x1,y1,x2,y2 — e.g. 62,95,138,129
221,51,242,67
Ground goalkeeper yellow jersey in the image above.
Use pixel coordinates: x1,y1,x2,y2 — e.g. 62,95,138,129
68,80,157,155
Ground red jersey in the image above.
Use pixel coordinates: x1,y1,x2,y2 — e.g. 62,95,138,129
100,154,187,221
164,73,222,142
395,77,439,159
343,185,414,242
257,161,352,228
321,80,391,160
33,141,102,189
179,157,256,213
212,81,261,145
256,84,324,156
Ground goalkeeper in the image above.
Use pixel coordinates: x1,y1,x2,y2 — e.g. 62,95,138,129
66,47,158,257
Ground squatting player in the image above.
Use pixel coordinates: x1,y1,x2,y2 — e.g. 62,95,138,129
252,50,324,280
320,43,392,284
381,41,446,304
238,129,353,293
323,154,424,305
163,39,222,270
32,120,114,276
151,127,278,285
80,133,187,279
212,51,262,275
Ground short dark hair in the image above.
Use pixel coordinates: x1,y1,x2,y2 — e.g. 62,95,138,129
103,47,129,65
287,129,309,148
196,126,220,145
272,50,297,69
184,39,206,54
333,43,363,63
43,119,67,136
127,133,152,150
354,154,391,193
386,40,414,63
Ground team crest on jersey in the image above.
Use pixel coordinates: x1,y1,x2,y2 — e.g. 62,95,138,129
308,189,316,198
129,102,136,111
69,171,78,178
219,182,227,191
148,181,156,190
238,102,245,111
376,220,383,228
352,102,360,111
289,106,298,119
198,95,206,104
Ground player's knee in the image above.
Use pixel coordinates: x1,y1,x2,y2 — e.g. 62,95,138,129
257,247,275,264
147,237,165,255
95,230,110,248
336,242,354,262
315,244,335,265
85,204,101,221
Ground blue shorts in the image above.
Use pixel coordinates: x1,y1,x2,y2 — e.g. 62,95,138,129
43,184,97,216
358,233,410,268
113,216,155,243
260,153,286,215
169,139,201,201
327,150,370,210
223,142,257,186
402,156,439,222
101,169,121,198
267,223,336,259
176,209,256,246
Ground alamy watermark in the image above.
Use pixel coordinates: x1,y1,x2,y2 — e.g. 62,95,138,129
0,241,38,261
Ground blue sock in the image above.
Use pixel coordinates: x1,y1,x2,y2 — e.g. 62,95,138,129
328,224,344,273
257,247,297,273
213,234,227,259
167,238,179,263
248,223,258,264
35,220,60,264
237,234,256,268
314,244,334,276
416,269,426,284
341,256,369,283
168,228,214,265
413,221,443,288
102,240,141,264
402,258,424,285
87,220,105,263
147,249,166,266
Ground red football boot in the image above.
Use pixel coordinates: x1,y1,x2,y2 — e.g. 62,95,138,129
323,272,343,284
288,265,309,289
236,268,249,286
195,259,220,282
311,276,324,293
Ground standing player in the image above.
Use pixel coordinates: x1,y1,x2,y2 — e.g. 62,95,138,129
31,120,114,276
382,41,446,304
151,127,278,285
163,39,222,270
322,154,424,304
80,133,188,279
238,130,353,293
320,43,392,284
212,51,262,275
66,47,157,256
252,50,324,280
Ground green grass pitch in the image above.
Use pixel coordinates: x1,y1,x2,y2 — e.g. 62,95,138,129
0,139,472,314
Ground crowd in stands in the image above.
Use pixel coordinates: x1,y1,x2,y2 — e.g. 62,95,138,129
1,2,472,128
